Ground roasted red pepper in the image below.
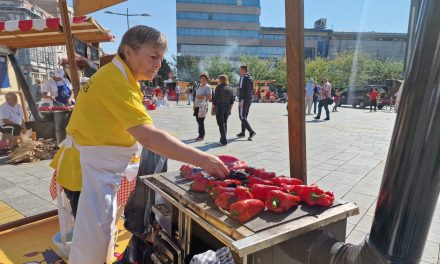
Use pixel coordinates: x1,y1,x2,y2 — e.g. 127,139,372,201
258,171,276,180
234,186,253,200
180,164,202,180
206,180,229,192
250,184,283,202
265,190,300,213
214,192,238,210
190,173,210,192
229,199,265,223
303,188,334,207
247,176,274,187
210,186,236,200
270,176,304,187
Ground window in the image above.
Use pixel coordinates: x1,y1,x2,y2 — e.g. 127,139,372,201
177,12,259,23
177,28,259,38
176,0,260,6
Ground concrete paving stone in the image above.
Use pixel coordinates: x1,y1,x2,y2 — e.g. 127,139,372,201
0,187,31,202
347,208,367,225
316,163,340,171
3,173,39,184
346,229,368,245
351,182,381,197
427,222,440,244
21,204,56,217
422,240,440,264
0,178,15,190
342,192,376,210
346,222,356,237
354,215,374,233
8,194,53,212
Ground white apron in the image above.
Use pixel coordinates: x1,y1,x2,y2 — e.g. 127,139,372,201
67,57,139,263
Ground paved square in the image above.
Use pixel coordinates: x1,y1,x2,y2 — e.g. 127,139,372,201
0,102,438,263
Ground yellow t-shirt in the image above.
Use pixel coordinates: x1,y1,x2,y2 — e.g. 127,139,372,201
51,56,153,191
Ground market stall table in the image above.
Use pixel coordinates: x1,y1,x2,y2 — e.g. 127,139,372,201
143,172,359,264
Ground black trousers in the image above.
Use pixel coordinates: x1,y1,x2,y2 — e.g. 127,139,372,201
317,99,330,119
239,100,254,133
370,100,377,111
194,107,206,138
313,100,318,114
216,111,229,144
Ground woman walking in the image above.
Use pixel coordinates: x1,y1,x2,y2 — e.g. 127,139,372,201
332,88,341,112
213,75,235,146
193,73,212,141
313,81,319,114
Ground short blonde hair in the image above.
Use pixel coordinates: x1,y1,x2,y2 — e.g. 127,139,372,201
218,75,229,85
117,25,167,59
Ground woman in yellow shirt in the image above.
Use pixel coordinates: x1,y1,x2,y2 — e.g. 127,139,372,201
54,26,228,264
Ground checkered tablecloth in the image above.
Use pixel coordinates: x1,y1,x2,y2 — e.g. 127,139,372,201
49,171,137,208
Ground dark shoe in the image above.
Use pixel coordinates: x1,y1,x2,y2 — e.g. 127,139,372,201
248,132,256,141
195,137,204,141
314,116,320,120
324,117,330,120
237,132,245,138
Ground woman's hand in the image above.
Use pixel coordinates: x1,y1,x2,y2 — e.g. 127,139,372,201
200,154,229,178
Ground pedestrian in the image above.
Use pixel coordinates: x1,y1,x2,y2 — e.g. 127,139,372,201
193,73,212,141
332,88,341,112
256,88,262,102
0,93,25,148
51,26,228,264
313,81,319,114
30,78,42,104
212,75,234,146
305,78,314,115
369,87,379,112
265,90,270,103
176,81,182,105
237,66,256,140
187,84,193,105
41,68,72,106
315,77,332,120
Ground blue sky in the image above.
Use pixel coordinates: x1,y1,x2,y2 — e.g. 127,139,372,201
85,0,411,60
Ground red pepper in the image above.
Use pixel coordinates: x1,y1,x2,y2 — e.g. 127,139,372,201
265,190,300,213
247,176,274,187
210,186,236,200
246,167,265,176
206,180,229,192
283,184,318,200
180,164,202,180
234,186,253,200
303,188,334,206
317,191,335,207
258,171,276,180
190,173,210,192
224,179,242,187
270,176,304,187
230,199,265,223
214,192,238,210
250,184,283,202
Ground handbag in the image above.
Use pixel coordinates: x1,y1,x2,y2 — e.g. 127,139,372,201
211,104,217,116
198,102,208,118
327,97,334,105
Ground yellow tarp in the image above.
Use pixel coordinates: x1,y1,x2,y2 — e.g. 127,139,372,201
74,0,127,16
0,216,131,263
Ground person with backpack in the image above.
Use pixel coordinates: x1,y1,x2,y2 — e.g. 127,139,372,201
41,68,73,106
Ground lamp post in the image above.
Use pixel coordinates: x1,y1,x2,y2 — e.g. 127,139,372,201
104,8,150,30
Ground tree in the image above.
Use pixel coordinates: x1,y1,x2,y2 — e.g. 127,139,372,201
206,57,235,84
305,57,329,83
239,55,275,81
273,55,287,89
175,55,201,82
157,58,173,81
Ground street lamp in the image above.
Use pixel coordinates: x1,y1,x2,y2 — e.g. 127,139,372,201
104,8,150,30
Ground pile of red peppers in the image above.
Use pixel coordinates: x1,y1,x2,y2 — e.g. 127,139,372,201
180,157,335,223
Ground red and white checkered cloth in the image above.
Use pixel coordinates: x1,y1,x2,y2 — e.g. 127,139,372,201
49,171,137,208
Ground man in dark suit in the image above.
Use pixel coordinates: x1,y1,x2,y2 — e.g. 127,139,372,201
237,66,256,141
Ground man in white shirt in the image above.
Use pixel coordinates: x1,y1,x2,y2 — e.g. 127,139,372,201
41,68,72,106
0,92,24,147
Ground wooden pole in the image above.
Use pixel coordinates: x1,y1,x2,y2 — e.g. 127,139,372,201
58,0,81,99
285,0,307,183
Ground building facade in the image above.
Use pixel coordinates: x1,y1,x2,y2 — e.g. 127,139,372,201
176,0,407,61
0,0,66,85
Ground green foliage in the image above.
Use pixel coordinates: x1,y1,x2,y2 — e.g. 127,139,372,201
239,55,275,81
273,55,287,88
175,55,201,82
157,58,173,81
206,57,235,84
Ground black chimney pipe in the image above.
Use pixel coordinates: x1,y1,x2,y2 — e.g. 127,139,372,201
306,0,440,263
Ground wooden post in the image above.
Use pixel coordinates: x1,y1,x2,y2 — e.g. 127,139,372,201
58,0,81,99
285,0,307,183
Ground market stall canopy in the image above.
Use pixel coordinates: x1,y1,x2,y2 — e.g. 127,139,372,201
0,16,114,50
74,0,127,16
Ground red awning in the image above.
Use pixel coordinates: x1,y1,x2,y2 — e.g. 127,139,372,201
0,16,114,49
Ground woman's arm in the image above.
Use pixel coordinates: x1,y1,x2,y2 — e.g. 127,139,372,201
128,124,229,178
